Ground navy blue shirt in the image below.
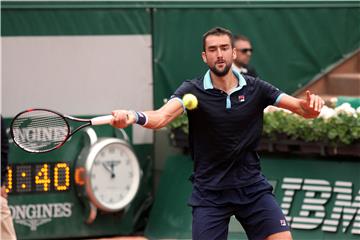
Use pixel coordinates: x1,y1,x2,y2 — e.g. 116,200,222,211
172,69,284,190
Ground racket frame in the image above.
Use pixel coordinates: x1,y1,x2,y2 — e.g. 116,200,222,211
10,108,94,153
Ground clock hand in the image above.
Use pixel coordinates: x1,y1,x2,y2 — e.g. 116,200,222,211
109,160,121,178
102,163,113,177
110,162,115,179
102,161,121,179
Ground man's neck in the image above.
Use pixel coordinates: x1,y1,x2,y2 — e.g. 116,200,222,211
210,70,238,94
234,62,247,68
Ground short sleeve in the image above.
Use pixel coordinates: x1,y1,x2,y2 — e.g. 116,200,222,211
171,80,194,100
257,79,284,107
169,80,195,113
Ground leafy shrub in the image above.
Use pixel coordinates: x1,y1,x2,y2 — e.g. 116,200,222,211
168,103,360,145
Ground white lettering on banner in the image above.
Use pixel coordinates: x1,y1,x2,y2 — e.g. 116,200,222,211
281,178,360,235
13,127,68,143
9,202,73,231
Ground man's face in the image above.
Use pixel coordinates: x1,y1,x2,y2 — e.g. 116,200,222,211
202,34,235,77
234,40,253,66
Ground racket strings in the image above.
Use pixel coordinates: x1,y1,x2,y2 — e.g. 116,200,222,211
12,110,69,152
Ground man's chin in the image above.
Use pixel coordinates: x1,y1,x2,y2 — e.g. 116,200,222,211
212,66,231,77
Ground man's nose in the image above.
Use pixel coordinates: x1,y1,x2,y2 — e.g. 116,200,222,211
217,48,223,57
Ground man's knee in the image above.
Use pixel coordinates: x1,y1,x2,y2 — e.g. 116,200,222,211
265,230,292,240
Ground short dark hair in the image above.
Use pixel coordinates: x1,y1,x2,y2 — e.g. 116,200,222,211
233,34,251,43
202,27,234,51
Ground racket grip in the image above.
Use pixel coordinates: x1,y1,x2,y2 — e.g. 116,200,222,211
91,115,113,125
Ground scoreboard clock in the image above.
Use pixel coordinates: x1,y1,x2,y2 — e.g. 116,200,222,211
5,162,70,194
75,129,141,223
4,124,147,240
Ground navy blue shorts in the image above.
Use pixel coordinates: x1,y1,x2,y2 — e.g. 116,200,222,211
190,180,290,240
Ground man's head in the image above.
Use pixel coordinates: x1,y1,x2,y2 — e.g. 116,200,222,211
202,27,235,77
233,35,253,67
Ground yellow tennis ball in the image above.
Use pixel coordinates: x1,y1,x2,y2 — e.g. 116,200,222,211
183,94,198,110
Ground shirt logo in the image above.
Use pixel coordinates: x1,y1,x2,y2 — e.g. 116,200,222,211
239,95,245,102
280,219,287,226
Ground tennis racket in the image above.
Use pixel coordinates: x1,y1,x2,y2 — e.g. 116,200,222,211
10,108,113,153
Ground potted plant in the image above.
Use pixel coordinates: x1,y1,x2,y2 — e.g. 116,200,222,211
168,113,190,151
167,103,360,157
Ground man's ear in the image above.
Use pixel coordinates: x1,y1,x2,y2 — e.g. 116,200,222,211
201,52,207,64
232,48,236,60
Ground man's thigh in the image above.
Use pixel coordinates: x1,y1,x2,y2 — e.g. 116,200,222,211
192,206,233,240
235,193,290,240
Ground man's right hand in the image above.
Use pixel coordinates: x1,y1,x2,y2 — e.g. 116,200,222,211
110,110,136,128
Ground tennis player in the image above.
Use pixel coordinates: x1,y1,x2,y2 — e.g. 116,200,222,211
111,27,324,240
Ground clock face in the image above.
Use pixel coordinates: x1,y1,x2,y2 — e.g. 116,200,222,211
87,140,140,211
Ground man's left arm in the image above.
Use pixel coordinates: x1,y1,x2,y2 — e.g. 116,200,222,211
276,90,325,119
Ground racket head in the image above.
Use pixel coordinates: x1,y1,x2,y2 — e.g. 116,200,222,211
10,109,70,153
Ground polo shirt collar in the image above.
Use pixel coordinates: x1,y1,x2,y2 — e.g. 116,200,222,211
203,68,247,90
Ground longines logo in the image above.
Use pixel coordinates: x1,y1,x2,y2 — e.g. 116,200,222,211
12,127,68,143
9,202,73,231
280,178,360,235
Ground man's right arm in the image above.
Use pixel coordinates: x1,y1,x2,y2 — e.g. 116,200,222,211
110,98,184,129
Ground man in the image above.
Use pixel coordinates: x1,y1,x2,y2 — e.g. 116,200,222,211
111,27,324,240
1,116,17,240
233,34,258,78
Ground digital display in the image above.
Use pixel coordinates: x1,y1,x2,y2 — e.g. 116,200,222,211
5,163,71,194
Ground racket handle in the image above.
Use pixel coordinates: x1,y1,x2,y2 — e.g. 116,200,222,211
91,115,113,125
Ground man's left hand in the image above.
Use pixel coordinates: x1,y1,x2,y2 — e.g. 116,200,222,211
300,90,325,118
